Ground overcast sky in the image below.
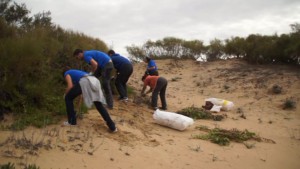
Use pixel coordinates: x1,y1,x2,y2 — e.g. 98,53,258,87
15,0,300,56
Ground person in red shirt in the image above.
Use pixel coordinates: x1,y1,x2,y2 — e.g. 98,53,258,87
141,75,168,110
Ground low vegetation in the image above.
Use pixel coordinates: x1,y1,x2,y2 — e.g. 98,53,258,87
177,106,224,121
0,163,40,169
283,97,297,110
193,126,276,146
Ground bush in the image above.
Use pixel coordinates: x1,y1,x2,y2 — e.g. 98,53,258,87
0,162,15,169
272,84,282,94
283,97,296,110
0,1,108,129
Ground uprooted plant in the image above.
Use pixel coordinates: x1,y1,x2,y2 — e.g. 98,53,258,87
193,125,276,146
177,106,225,121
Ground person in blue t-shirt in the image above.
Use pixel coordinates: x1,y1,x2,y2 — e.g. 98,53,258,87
107,50,133,101
63,68,117,132
73,49,114,109
144,56,158,76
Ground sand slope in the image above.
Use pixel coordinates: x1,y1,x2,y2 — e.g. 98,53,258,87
0,59,299,169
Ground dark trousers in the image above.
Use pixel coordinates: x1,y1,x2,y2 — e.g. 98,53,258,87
65,83,116,130
95,62,114,108
115,63,133,98
152,77,168,109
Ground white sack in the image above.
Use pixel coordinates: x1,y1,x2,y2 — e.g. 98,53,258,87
205,98,234,111
153,109,194,131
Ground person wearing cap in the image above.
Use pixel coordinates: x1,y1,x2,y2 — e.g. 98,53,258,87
73,49,114,109
144,56,159,76
63,68,117,132
141,74,168,110
107,50,133,101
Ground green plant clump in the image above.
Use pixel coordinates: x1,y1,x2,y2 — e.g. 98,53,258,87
25,164,40,169
177,107,212,119
193,127,257,146
0,162,15,169
177,106,224,121
283,98,296,110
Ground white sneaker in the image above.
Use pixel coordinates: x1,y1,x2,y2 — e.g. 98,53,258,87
111,128,118,133
62,121,76,126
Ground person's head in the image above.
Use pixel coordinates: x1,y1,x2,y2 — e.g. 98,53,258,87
107,49,115,56
73,49,84,60
62,66,71,78
144,56,151,63
141,74,148,82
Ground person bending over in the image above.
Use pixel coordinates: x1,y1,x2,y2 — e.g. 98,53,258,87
73,49,114,109
63,68,117,132
141,74,168,110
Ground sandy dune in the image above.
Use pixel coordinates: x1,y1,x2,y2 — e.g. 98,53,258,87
0,59,299,169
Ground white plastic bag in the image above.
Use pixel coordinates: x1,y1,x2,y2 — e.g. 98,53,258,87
153,109,194,131
205,98,234,111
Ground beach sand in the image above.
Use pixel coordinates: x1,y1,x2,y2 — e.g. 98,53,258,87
0,59,299,169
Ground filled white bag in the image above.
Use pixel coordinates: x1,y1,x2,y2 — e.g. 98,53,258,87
153,109,194,131
205,98,234,111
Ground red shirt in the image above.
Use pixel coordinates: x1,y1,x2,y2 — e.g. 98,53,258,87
144,76,160,89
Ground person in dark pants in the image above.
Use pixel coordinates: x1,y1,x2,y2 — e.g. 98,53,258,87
141,75,168,110
63,68,117,132
107,50,133,101
73,49,114,109
144,56,159,76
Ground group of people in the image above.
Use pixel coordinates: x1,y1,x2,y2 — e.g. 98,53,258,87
63,49,168,133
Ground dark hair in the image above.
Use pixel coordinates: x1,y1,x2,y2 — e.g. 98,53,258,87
142,74,148,81
145,56,151,62
73,49,83,56
62,66,71,77
107,49,115,56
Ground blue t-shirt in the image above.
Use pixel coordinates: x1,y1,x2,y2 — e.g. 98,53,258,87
64,69,88,85
83,50,111,69
111,54,131,71
147,60,157,73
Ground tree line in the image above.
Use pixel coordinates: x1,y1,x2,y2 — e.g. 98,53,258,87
126,24,300,65
0,0,108,128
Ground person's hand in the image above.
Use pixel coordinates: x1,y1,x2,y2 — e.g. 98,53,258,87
63,93,66,99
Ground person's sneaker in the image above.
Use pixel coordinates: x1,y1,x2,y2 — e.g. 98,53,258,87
121,97,128,102
118,97,128,101
110,128,118,133
62,121,76,126
159,107,167,110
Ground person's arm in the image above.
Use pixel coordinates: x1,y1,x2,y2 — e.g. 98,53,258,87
90,59,98,72
145,88,153,94
141,85,147,96
65,74,73,94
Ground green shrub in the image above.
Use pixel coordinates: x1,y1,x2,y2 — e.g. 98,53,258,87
283,97,296,110
25,164,40,169
0,1,109,129
0,162,15,169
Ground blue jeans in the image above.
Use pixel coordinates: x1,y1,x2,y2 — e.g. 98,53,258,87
65,83,116,130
